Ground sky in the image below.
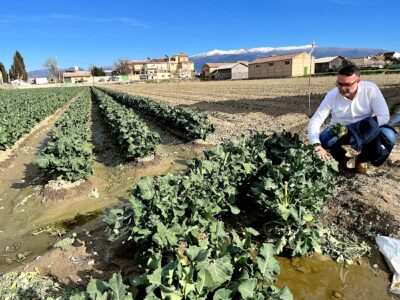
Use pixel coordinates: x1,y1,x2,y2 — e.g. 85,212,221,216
1,0,399,71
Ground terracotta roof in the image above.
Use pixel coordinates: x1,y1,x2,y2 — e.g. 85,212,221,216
63,71,91,78
249,52,308,64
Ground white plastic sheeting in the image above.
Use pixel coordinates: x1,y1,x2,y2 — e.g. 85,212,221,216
376,236,400,295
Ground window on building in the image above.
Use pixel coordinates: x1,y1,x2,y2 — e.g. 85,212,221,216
255,64,260,68
269,62,274,66
285,60,290,65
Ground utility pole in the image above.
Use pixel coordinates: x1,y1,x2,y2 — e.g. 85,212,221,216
165,54,170,79
308,41,316,114
56,56,61,83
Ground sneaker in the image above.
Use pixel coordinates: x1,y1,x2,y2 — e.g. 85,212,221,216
355,162,368,174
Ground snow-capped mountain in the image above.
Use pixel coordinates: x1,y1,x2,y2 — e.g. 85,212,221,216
190,45,388,72
191,45,313,58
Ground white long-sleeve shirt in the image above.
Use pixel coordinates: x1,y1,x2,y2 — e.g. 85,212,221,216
308,80,390,145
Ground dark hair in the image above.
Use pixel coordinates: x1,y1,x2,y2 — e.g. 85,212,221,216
338,64,360,77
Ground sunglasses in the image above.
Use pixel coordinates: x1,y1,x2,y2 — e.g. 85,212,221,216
336,80,359,88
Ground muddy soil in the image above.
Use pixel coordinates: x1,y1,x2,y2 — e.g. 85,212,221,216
1,76,400,298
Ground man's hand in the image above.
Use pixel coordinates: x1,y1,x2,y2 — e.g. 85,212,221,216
314,145,332,160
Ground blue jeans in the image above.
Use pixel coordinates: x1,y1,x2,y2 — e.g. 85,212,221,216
320,125,397,165
320,126,397,150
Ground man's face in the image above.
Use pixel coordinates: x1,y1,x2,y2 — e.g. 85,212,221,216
336,74,360,98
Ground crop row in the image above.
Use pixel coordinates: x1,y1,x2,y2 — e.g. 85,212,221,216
0,87,84,150
92,87,161,159
92,132,339,298
98,87,215,140
35,88,94,181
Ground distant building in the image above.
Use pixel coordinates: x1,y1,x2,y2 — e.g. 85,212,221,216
374,51,400,61
34,77,48,85
349,57,385,69
200,63,234,79
136,53,195,80
315,56,346,73
128,61,145,74
140,59,171,80
210,62,249,80
63,66,92,83
248,52,315,79
169,54,195,79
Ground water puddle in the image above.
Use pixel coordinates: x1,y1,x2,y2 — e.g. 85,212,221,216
0,141,208,273
277,254,396,299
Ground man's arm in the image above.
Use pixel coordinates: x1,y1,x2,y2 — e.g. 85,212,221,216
308,93,333,160
371,85,390,126
308,93,333,145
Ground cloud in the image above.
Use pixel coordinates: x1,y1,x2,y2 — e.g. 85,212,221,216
116,17,151,29
49,13,151,29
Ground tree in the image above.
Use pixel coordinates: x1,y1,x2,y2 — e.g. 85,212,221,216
90,65,106,76
9,51,27,81
42,58,60,81
112,58,131,75
0,62,7,83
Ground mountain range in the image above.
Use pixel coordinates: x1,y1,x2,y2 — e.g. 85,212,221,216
189,45,388,72
28,45,389,77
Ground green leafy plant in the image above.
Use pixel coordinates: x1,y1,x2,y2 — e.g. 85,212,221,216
330,123,347,138
92,88,161,159
0,87,84,150
70,273,134,299
35,88,94,181
250,143,338,256
98,87,214,140
132,225,292,299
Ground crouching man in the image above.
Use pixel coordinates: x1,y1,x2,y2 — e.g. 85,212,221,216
308,65,397,173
